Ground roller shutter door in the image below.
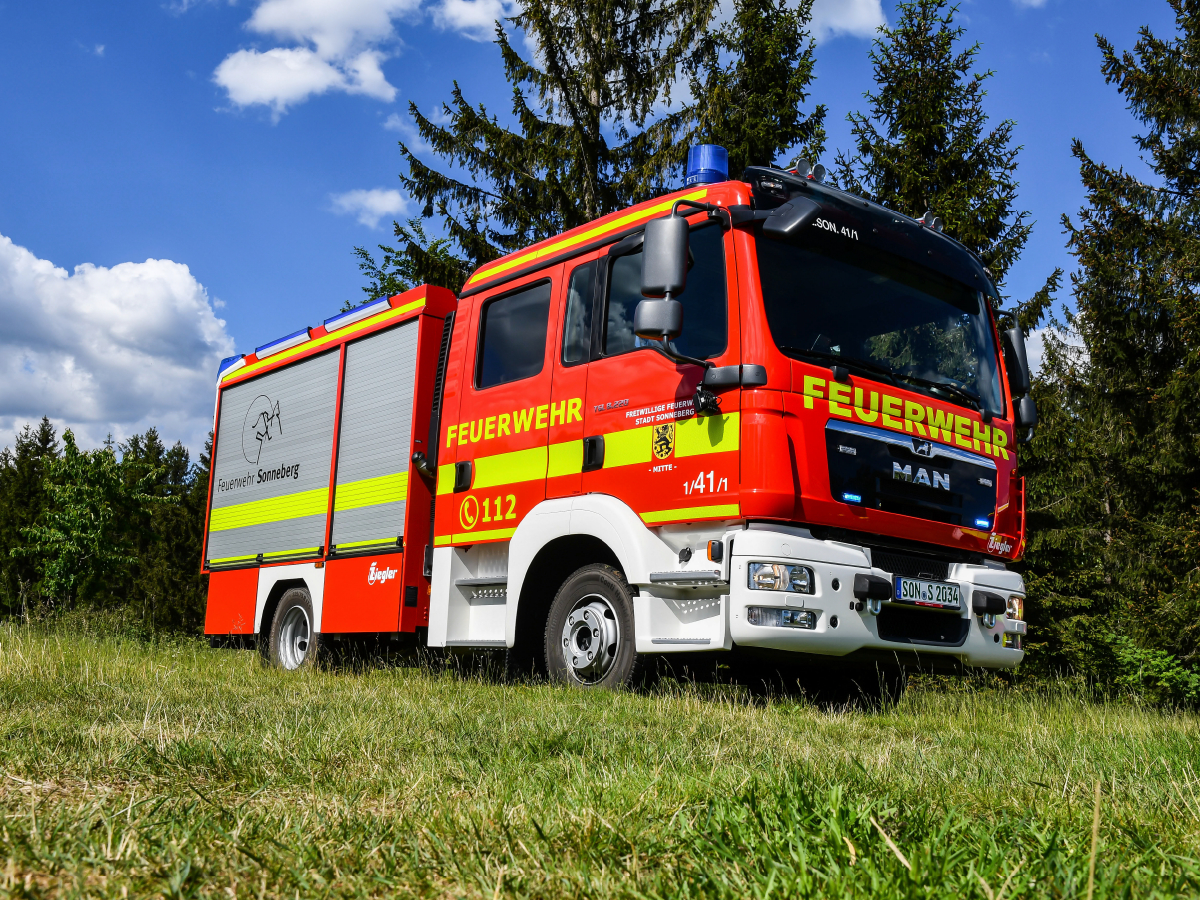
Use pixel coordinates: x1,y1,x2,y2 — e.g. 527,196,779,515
206,350,340,565
330,321,419,551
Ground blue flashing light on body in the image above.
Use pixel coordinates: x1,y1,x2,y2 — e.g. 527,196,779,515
685,144,729,186
255,327,311,359
324,296,390,332
975,518,992,529
842,492,862,504
216,355,243,380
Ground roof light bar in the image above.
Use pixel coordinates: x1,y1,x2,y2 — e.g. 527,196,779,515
323,297,391,333
216,354,245,381
255,327,312,359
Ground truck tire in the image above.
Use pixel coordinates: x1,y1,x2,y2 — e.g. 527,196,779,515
266,587,320,670
544,564,641,688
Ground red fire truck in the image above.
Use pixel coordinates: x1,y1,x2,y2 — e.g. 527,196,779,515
202,146,1035,686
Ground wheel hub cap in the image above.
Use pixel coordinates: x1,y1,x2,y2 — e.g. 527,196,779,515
560,596,619,683
278,606,311,670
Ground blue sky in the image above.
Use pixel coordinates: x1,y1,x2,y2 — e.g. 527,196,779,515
0,0,1178,451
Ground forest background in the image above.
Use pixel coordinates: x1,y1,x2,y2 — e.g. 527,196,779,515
2,0,1198,704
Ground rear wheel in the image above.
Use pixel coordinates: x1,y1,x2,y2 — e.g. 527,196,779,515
544,564,641,688
267,588,320,670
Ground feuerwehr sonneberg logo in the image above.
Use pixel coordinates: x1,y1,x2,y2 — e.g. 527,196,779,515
242,395,282,465
368,561,398,585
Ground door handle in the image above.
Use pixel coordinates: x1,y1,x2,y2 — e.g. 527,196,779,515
453,460,473,492
582,435,605,472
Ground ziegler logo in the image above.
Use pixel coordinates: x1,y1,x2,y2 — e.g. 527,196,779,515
368,562,398,585
987,534,1014,555
242,395,282,465
893,461,950,490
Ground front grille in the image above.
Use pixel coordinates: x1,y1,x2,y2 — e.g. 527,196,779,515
877,606,969,646
872,550,950,582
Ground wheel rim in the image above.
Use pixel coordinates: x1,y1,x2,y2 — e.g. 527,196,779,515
559,593,620,684
278,605,311,670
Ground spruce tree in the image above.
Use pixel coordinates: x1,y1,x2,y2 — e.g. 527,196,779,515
0,418,59,615
632,0,827,186
391,0,715,291
833,0,1031,285
1019,0,1200,682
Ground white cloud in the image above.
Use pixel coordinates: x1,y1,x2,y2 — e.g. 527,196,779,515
330,188,408,227
383,112,432,152
94,44,105,57
0,233,234,452
1013,0,1048,7
433,0,510,40
811,0,885,42
214,0,418,115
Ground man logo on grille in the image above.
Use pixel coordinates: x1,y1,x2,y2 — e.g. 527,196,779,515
242,395,282,464
652,422,675,460
912,438,933,457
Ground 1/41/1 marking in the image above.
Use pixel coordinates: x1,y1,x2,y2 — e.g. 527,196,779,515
683,470,728,496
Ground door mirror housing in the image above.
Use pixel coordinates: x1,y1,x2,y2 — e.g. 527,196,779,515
1001,326,1033,397
641,215,689,299
761,196,821,241
1014,394,1038,429
634,298,683,341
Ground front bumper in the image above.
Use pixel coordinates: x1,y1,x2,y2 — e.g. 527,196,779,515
728,525,1025,669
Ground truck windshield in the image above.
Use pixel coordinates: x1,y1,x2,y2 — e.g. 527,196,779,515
755,228,1004,416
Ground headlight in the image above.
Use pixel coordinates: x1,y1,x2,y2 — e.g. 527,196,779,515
1007,595,1024,621
748,562,815,593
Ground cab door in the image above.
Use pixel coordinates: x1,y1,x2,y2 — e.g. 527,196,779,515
581,220,741,525
441,266,562,544
547,255,601,498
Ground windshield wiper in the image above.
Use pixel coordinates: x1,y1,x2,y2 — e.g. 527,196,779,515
893,372,983,412
778,347,899,385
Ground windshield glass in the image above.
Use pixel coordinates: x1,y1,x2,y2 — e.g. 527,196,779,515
755,226,1004,415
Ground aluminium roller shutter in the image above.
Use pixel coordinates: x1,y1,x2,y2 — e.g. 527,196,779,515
206,350,340,565
330,320,419,551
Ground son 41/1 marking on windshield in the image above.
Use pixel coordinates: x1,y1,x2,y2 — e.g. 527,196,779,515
814,218,859,240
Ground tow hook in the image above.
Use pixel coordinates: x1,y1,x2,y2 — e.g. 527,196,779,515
854,574,891,616
972,590,1006,630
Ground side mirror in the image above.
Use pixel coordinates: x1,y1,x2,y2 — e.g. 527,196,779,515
641,215,689,299
634,298,683,341
1014,395,1037,429
1001,326,1032,396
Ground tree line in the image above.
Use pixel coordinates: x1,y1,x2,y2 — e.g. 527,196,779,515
4,0,1200,701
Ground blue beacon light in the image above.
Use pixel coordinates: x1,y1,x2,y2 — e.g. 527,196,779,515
685,145,729,186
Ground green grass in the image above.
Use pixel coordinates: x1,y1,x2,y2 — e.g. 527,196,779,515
1,625,1199,898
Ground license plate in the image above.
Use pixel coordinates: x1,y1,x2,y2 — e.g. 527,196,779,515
894,576,962,610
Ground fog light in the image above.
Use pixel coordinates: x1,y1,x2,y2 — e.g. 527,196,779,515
749,563,815,593
747,607,816,629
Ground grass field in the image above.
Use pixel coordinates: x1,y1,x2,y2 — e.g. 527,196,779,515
2,625,1200,898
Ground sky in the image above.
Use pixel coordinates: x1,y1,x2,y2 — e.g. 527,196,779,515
0,0,1178,454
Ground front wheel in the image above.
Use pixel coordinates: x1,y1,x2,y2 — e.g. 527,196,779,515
266,588,320,670
544,564,641,688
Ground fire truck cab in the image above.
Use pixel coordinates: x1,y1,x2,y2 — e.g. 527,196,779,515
202,147,1034,687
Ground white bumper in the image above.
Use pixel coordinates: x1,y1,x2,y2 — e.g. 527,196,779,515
727,525,1025,668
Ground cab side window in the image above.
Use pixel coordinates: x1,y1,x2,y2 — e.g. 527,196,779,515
475,280,553,389
561,260,596,365
602,223,727,360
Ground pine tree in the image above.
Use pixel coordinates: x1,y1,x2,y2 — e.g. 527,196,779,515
1019,0,1200,681
390,0,716,291
833,0,1031,286
0,418,59,615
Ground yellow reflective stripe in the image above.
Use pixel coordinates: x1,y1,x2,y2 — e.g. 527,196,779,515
209,488,328,532
434,534,453,546
262,547,320,559
473,445,547,489
547,440,582,477
334,471,408,512
436,463,456,496
640,504,740,524
222,299,426,384
207,553,258,565
675,412,740,457
603,426,653,468
465,189,709,287
442,526,517,544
